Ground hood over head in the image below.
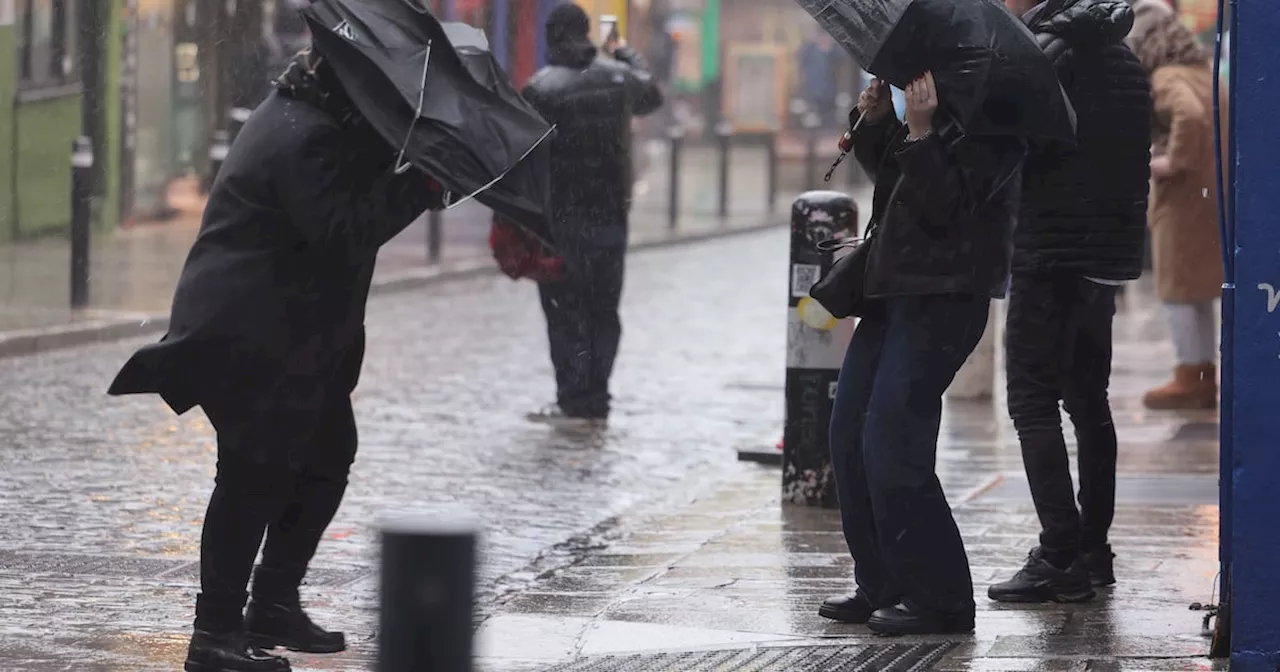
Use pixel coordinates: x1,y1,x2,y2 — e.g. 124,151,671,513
1025,0,1135,48
545,3,598,68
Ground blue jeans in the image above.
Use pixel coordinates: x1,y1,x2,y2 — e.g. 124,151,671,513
829,294,989,616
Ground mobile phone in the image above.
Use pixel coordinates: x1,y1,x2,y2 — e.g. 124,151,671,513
599,15,619,46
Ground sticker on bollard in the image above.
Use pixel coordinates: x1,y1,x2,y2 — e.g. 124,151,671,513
782,191,858,508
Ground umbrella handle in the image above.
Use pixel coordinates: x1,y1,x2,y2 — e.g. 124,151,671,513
394,41,433,175
823,110,867,183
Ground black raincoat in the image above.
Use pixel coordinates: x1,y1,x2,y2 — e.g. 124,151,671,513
520,40,663,248
851,114,1026,299
109,62,442,416
1012,0,1152,280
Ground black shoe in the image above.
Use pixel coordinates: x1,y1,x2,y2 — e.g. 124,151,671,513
1082,545,1116,587
867,603,975,636
988,548,1097,603
818,592,875,624
245,600,346,654
184,630,291,672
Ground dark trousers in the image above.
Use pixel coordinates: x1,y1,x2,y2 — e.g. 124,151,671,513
829,294,989,616
194,389,358,633
537,245,626,418
1005,272,1119,563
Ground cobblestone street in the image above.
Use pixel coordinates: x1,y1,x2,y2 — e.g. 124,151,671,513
0,230,790,670
0,229,1225,671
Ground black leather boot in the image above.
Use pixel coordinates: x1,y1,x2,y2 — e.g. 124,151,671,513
245,600,347,654
184,630,291,672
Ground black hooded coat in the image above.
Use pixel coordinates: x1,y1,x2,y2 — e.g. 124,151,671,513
108,53,442,417
1012,0,1153,279
520,6,663,250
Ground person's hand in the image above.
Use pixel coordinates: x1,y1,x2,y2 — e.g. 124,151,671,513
605,36,627,56
905,71,938,139
857,78,893,124
1150,155,1173,179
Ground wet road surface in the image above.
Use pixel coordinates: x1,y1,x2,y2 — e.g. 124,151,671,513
0,230,788,670
0,229,1225,671
477,278,1226,671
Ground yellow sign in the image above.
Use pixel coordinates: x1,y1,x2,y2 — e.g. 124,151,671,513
575,0,628,42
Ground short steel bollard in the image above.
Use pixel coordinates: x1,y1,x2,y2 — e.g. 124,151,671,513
209,130,231,184
715,120,732,219
379,515,477,672
70,136,95,309
783,191,859,508
803,113,822,190
427,210,443,263
667,125,685,230
766,129,779,213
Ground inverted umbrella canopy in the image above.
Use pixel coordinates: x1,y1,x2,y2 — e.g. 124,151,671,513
797,0,1077,141
302,0,557,246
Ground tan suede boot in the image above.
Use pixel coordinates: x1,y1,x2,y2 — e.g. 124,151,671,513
1143,363,1218,410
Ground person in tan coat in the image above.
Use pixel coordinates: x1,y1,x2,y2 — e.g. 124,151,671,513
1130,6,1225,410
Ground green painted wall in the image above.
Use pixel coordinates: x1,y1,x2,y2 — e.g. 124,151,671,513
13,95,82,237
0,25,14,242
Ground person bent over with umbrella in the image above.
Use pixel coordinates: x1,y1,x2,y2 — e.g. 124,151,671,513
108,45,447,671
818,74,1025,635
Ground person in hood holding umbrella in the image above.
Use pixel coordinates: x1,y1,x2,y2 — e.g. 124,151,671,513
108,44,447,672
818,73,1025,635
520,3,663,429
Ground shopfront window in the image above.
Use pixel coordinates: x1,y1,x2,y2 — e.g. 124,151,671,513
17,0,78,90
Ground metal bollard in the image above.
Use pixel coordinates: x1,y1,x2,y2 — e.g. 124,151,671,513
228,106,252,140
715,120,732,219
667,125,685,230
766,130,779,213
782,191,859,508
803,113,821,190
427,210,443,263
209,130,231,184
379,515,477,672
70,136,95,309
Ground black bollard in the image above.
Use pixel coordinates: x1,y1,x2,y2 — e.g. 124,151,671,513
379,515,477,672
716,120,732,219
803,113,821,190
70,136,94,309
783,191,859,508
667,125,685,230
766,129,779,213
228,106,253,145
427,210,443,263
209,130,231,184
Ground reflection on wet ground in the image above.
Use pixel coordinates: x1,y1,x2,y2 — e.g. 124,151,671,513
477,282,1226,671
0,230,1224,671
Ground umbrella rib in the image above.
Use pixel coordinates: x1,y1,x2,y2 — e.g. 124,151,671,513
444,123,559,210
394,40,433,175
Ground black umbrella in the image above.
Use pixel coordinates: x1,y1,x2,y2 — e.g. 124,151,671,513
302,0,557,246
798,0,1076,141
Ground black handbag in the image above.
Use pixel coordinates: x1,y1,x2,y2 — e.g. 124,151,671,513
808,222,877,319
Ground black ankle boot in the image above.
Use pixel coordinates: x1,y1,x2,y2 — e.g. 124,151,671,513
245,600,347,654
184,630,291,672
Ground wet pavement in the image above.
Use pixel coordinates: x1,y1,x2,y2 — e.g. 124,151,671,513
476,280,1225,671
0,228,1224,670
0,147,788,328
0,228,790,670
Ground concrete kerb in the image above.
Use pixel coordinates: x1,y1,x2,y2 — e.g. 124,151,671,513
0,218,784,360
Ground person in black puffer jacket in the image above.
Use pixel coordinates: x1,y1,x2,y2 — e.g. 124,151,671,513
991,0,1152,605
520,3,663,428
